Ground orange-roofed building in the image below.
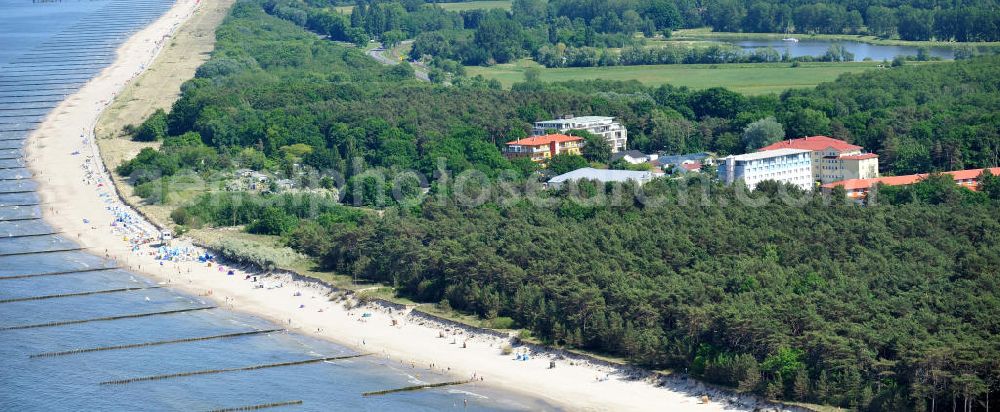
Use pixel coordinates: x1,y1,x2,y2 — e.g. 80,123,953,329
503,134,583,163
821,167,1000,200
758,136,879,184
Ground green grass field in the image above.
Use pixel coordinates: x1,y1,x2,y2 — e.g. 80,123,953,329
465,59,941,94
335,0,510,13
437,0,510,11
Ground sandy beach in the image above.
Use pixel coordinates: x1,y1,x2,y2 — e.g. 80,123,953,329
24,1,768,410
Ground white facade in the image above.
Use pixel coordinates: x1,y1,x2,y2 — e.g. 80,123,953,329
718,148,813,191
612,150,658,165
533,116,628,153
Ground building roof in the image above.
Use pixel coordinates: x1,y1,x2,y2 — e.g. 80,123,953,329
567,116,614,123
727,148,810,161
655,152,711,167
611,150,650,161
548,167,653,184
821,167,1000,191
758,136,862,152
506,134,582,147
538,116,614,124
680,162,702,171
838,153,879,160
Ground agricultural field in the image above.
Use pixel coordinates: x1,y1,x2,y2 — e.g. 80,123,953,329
465,59,936,95
335,0,510,13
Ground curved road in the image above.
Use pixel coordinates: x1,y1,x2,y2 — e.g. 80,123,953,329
366,41,430,82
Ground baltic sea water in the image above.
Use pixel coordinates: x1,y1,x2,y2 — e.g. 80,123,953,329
0,1,552,410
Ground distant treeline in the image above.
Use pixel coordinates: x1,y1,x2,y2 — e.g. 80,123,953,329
700,1,1000,41
129,0,1000,201
116,3,1000,409
263,0,1000,71
275,0,1000,69
534,43,870,68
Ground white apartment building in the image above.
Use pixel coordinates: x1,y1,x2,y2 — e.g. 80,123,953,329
758,136,879,184
533,116,628,153
717,148,813,191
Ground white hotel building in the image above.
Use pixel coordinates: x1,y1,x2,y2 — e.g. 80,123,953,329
533,116,628,153
717,148,813,191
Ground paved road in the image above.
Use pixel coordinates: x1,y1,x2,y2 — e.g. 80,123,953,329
366,41,429,82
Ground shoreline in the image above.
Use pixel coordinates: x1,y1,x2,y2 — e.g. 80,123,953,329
669,27,1000,48
24,2,781,411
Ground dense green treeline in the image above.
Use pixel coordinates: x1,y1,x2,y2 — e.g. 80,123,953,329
170,191,364,234
117,2,1000,409
263,0,999,70
129,0,1000,199
779,60,1000,174
357,0,1000,42
288,176,1000,410
698,0,999,41
267,1,1000,174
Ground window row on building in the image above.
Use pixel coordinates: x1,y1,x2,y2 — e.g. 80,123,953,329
718,136,882,191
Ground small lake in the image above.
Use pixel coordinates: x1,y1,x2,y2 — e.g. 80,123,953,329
708,37,956,61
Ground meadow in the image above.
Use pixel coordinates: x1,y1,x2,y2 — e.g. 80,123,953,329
464,59,931,94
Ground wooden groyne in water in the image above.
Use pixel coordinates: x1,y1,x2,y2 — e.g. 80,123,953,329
100,353,371,385
0,286,158,304
31,329,284,358
0,231,61,239
206,400,303,412
0,246,84,257
0,217,42,223
362,380,473,397
0,306,216,331
0,267,119,281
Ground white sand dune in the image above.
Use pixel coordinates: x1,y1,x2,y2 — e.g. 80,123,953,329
25,2,775,410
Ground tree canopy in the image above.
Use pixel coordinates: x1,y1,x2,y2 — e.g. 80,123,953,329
118,4,1000,409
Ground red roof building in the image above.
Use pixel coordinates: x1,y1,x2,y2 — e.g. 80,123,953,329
821,167,1000,199
758,136,863,152
758,136,878,184
837,153,879,161
506,134,583,146
681,162,702,172
504,134,583,163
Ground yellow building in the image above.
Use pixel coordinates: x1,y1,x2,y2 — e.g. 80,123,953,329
503,134,583,163
838,153,880,180
759,136,879,184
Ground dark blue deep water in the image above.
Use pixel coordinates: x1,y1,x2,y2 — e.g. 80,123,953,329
0,1,551,410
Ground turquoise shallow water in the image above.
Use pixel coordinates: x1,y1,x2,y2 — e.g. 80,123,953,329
0,1,552,410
